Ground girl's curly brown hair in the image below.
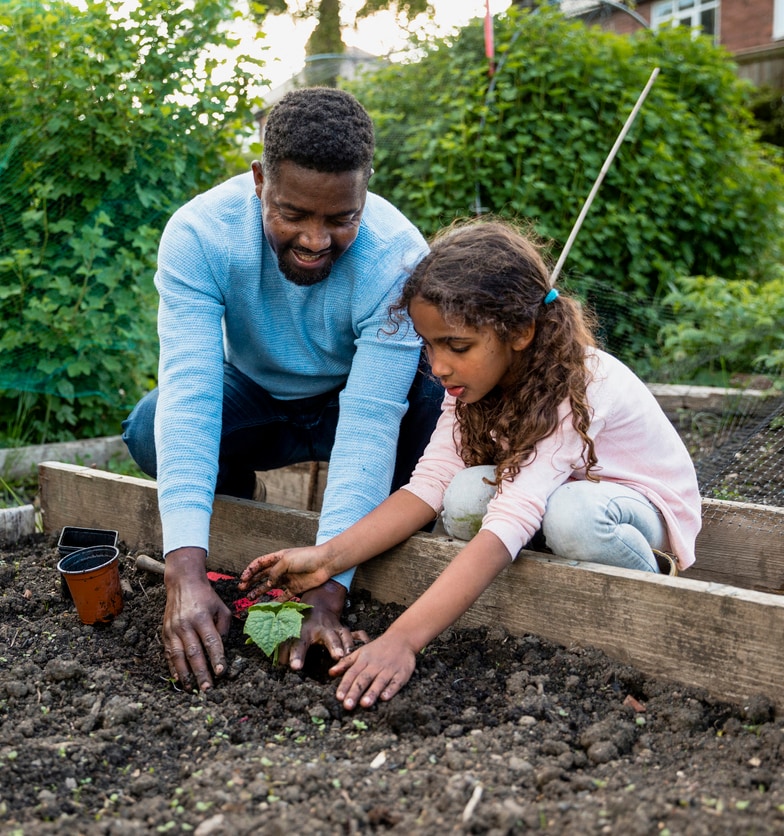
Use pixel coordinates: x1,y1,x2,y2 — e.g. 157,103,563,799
389,218,600,488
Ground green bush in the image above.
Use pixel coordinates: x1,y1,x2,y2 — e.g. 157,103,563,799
350,7,784,370
0,0,264,445
657,273,784,384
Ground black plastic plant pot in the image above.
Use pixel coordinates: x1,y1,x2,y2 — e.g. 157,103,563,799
58,527,119,601
57,526,118,556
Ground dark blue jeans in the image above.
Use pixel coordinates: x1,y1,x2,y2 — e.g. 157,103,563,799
122,353,443,500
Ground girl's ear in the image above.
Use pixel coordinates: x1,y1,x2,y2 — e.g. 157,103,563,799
511,322,536,352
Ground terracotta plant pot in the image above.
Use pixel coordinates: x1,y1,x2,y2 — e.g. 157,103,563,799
57,545,124,625
57,527,119,602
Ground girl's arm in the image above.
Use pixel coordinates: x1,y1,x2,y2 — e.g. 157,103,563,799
330,529,512,710
239,488,437,597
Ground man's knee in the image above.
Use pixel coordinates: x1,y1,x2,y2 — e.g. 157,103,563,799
121,389,159,477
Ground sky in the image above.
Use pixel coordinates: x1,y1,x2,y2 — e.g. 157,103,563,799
235,0,514,93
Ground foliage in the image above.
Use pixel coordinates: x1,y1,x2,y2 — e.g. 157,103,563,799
304,0,345,86
749,84,784,149
244,600,313,665
251,0,432,63
0,0,265,445
657,273,784,384
349,7,784,369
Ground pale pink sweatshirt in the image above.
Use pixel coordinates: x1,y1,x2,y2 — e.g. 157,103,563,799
403,349,701,569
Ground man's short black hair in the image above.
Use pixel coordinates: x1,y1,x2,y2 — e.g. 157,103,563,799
262,87,374,179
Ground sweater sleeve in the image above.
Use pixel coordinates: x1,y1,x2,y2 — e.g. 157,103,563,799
154,211,227,557
315,236,427,590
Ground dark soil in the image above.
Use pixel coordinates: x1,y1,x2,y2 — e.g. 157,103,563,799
2,534,784,835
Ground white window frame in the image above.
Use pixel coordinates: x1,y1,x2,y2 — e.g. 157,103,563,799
651,0,719,43
775,0,784,40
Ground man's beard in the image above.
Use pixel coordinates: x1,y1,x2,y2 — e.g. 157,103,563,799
278,255,333,287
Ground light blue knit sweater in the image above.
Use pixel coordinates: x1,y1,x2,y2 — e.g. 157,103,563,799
154,171,428,588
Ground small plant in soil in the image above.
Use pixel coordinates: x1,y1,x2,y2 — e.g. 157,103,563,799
244,600,312,664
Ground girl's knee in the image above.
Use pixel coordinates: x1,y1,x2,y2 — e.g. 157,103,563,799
442,465,497,541
542,482,612,561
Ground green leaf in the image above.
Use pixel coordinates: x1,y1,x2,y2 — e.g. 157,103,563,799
244,601,313,665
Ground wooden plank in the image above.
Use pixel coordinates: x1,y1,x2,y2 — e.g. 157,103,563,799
355,551,784,711
256,462,327,511
1,435,128,481
0,505,36,545
37,461,784,710
39,462,784,591
37,462,319,562
683,499,784,594
647,383,778,419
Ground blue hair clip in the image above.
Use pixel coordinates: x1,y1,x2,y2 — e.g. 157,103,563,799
544,288,559,304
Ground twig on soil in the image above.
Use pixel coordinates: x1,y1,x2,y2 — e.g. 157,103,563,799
462,783,484,822
370,751,387,769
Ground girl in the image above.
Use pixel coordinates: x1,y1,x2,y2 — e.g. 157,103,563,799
239,218,702,710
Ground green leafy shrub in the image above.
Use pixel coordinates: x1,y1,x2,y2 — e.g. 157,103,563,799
0,0,264,444
351,7,784,371
657,273,784,384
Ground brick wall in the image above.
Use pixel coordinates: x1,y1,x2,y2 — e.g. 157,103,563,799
719,0,774,52
611,0,777,51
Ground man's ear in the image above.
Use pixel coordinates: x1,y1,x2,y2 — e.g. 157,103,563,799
251,160,264,196
511,322,536,352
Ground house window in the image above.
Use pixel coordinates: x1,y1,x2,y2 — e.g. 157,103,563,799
775,0,784,39
651,0,719,41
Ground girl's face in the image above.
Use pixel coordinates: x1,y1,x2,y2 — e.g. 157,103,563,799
409,297,534,404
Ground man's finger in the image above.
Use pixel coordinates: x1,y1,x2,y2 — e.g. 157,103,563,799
184,638,215,691
320,625,355,659
164,643,196,691
350,629,370,645
202,627,228,679
279,635,310,671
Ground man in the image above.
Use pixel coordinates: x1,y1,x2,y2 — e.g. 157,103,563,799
122,87,441,692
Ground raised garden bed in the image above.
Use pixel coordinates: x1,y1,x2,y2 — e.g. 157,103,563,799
1,380,782,833
2,470,784,833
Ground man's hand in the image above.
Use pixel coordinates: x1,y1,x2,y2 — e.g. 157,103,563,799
276,579,368,671
329,629,417,710
239,545,331,600
162,547,233,692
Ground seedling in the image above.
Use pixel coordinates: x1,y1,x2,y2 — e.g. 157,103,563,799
244,600,313,664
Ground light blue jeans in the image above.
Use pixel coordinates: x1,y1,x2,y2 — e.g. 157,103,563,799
442,467,668,573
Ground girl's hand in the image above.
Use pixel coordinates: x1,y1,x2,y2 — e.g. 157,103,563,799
329,631,417,710
238,546,331,600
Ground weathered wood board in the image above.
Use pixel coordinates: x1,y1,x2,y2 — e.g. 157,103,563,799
38,461,784,711
646,382,778,419
0,436,128,481
258,461,327,511
0,504,36,545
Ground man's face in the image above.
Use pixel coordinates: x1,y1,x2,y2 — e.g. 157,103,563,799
252,159,368,287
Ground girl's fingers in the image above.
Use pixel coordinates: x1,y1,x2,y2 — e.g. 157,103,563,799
342,667,392,710
331,638,416,709
238,553,283,588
